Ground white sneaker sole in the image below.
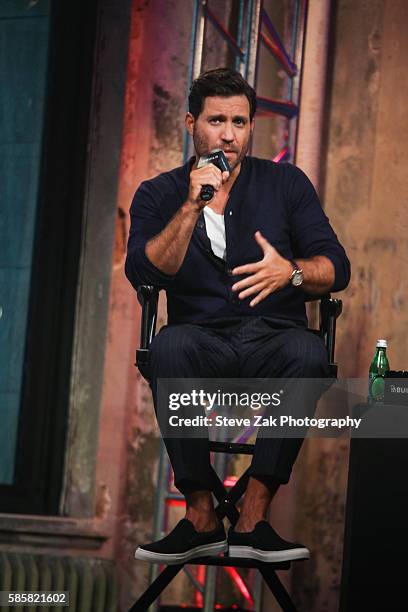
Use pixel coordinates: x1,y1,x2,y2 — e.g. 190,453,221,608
228,545,310,563
135,540,228,564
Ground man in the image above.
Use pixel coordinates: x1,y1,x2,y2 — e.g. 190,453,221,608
125,68,350,565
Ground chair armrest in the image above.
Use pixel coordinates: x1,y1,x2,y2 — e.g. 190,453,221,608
305,293,343,375
136,285,159,375
319,295,343,374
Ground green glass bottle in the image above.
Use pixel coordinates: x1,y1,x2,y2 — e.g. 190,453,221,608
369,339,390,402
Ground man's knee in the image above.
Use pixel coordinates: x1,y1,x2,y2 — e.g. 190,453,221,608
281,332,329,377
150,325,201,377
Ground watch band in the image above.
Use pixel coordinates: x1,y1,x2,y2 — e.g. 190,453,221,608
289,260,304,286
289,259,301,273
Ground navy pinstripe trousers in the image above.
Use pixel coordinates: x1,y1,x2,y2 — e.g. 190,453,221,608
149,316,330,494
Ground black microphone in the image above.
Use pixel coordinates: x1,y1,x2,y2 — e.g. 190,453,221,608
196,149,230,202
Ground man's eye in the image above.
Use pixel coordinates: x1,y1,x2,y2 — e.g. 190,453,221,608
210,119,222,124
234,119,245,126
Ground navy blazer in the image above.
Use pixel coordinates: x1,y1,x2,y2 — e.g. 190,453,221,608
125,157,350,326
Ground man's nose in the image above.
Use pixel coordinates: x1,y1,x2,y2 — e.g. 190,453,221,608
221,122,234,142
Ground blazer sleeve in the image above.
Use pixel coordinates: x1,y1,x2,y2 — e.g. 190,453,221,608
125,181,177,290
287,165,351,292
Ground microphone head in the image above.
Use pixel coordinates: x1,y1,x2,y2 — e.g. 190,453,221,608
197,149,230,172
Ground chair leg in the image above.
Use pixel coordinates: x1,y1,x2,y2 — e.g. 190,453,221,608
211,466,250,526
259,567,299,612
128,565,183,612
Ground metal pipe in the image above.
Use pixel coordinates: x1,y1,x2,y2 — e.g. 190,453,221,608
245,0,262,85
260,30,297,77
295,0,332,190
261,7,297,75
236,0,245,71
183,0,206,162
204,3,244,59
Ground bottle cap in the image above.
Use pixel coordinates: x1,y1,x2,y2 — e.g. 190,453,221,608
376,339,388,348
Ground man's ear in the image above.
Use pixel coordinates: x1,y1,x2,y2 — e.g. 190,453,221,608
185,112,195,135
250,118,255,135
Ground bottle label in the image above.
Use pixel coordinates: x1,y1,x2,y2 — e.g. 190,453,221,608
369,373,385,402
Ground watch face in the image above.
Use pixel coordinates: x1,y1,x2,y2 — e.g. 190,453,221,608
292,271,303,286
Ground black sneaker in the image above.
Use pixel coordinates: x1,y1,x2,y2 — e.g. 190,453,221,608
135,519,227,564
228,521,310,562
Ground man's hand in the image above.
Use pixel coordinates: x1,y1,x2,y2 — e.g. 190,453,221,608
231,231,292,307
144,164,230,276
188,164,230,209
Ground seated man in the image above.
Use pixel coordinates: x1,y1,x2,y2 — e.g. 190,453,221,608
125,67,350,565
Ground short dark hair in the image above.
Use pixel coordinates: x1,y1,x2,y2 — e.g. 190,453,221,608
188,67,257,120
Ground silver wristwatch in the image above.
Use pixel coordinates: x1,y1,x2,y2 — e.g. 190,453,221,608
289,260,304,287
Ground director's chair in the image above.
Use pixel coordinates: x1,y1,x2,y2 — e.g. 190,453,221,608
129,285,342,612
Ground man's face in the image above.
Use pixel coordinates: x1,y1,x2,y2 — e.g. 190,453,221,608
186,95,254,170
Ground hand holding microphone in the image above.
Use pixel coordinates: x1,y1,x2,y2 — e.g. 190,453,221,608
188,149,230,208
197,149,230,201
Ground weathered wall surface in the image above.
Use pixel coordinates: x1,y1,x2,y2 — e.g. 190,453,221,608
291,1,408,611
325,0,408,374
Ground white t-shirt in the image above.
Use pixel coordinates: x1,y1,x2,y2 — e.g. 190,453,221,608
203,207,226,260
